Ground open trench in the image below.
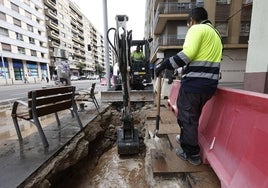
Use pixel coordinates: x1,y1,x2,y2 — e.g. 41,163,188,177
52,102,149,188
18,102,152,188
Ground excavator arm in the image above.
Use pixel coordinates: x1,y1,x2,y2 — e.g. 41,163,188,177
114,15,139,154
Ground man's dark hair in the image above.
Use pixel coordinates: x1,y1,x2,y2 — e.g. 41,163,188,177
189,7,208,23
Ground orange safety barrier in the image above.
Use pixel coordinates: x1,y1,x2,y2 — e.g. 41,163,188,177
199,87,268,188
167,80,180,116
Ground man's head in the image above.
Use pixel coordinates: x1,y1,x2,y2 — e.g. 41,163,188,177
136,45,141,52
188,7,208,27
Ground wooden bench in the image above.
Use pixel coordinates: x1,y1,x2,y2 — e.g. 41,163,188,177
11,86,83,148
75,83,100,113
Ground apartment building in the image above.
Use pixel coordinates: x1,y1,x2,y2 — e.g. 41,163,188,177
145,0,252,83
0,0,108,85
44,0,106,77
0,0,49,84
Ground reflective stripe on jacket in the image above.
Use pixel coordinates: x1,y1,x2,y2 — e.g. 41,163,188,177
177,23,222,93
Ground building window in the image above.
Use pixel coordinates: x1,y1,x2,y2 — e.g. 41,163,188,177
25,11,32,20
29,37,35,44
62,41,67,47
27,62,38,77
0,27,8,37
1,43,11,51
16,33,24,41
61,32,65,38
0,11,6,21
13,18,21,27
11,3,19,13
215,22,228,37
23,0,30,6
177,26,188,39
18,47,26,54
216,0,231,4
30,50,37,56
243,0,252,4
240,22,250,36
58,2,62,9
27,24,33,32
59,13,63,19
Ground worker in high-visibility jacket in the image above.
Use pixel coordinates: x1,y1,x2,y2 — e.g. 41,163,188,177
155,7,223,166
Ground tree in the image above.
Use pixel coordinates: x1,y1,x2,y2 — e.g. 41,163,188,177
95,63,104,75
76,62,86,75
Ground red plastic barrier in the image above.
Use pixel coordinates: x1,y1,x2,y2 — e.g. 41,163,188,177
199,87,268,188
167,80,180,116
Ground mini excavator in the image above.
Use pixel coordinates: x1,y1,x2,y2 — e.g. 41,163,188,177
107,15,153,154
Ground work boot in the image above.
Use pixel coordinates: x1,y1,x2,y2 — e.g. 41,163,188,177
175,148,202,166
175,134,180,144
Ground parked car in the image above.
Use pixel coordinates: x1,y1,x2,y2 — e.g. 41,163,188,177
78,75,87,80
70,75,79,81
87,74,99,80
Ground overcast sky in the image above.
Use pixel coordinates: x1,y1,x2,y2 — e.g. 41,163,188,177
72,0,146,40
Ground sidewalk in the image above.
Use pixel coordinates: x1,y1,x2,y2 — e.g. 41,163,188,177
0,91,105,188
0,78,50,86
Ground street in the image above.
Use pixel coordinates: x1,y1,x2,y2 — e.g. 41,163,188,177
0,80,106,102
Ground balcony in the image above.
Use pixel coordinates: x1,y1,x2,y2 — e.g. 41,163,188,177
44,8,57,20
48,41,60,48
151,35,185,61
44,0,56,11
72,36,84,46
46,20,59,31
154,2,197,34
48,30,59,40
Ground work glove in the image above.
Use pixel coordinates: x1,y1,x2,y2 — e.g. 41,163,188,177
155,59,173,77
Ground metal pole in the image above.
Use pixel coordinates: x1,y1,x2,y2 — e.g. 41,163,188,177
1,53,7,85
103,0,110,90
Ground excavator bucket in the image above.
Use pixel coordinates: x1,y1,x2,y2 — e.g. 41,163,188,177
117,127,139,155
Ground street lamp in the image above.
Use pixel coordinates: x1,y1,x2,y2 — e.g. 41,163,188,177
0,53,7,85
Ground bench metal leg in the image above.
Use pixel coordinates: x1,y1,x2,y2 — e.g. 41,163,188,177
55,112,61,127
73,110,83,129
93,99,100,114
12,116,23,144
72,102,83,129
69,109,75,118
33,117,49,148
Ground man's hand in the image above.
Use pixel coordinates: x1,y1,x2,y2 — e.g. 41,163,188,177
155,58,173,77
155,62,165,77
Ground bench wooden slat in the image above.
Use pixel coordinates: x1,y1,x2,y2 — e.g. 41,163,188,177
28,86,73,98
28,93,73,108
34,100,72,117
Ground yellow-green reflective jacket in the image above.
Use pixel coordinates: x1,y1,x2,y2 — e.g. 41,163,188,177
178,23,223,93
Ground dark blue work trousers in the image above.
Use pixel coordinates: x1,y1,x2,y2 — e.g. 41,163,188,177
177,87,214,156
